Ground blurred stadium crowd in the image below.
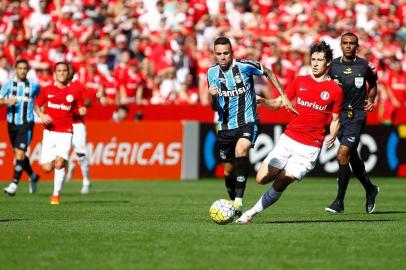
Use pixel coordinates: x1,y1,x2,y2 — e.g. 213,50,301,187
0,0,405,123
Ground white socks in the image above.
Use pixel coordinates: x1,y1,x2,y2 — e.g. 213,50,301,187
78,156,90,186
53,168,65,196
248,187,283,216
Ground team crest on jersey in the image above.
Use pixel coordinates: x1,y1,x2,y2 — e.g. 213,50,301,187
355,77,364,88
66,94,74,102
320,91,329,100
220,150,227,160
25,86,30,94
234,75,242,84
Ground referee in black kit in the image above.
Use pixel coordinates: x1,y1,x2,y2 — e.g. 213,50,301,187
325,32,379,214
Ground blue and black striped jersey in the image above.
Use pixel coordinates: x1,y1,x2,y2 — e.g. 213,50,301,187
0,79,41,125
207,59,264,131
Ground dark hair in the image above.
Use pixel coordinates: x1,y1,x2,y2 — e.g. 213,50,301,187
310,41,333,63
214,36,232,49
15,58,29,68
54,61,69,71
341,32,359,45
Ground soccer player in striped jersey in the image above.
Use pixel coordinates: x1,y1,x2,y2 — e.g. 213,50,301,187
207,36,295,216
1,59,41,196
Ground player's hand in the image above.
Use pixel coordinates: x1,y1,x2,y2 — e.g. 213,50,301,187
209,85,218,96
364,99,375,112
281,95,299,115
324,134,336,149
7,96,16,105
41,114,53,125
79,107,87,116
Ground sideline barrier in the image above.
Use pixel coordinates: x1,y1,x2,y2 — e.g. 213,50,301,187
0,121,199,181
1,121,405,181
199,124,406,178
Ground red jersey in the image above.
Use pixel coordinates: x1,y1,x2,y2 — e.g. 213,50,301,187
70,80,87,123
284,75,343,147
36,83,84,133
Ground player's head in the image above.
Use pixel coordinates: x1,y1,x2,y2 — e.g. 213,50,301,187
53,61,69,85
15,59,30,81
340,32,358,59
310,41,333,78
214,36,233,70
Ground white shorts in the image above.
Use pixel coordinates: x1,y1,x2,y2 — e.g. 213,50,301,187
72,122,87,154
40,130,72,164
263,133,320,180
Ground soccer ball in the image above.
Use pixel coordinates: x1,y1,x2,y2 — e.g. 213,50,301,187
209,199,235,225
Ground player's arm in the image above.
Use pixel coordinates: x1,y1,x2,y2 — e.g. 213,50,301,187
364,63,378,112
256,95,282,110
76,90,87,116
0,82,16,106
207,72,219,111
263,66,298,114
34,103,53,125
325,113,340,149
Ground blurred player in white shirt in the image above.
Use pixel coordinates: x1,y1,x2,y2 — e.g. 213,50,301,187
65,65,91,194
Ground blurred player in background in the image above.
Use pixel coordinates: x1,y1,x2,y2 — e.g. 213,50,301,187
65,64,91,194
325,32,379,214
35,62,86,205
236,41,343,224
207,36,295,216
1,59,40,196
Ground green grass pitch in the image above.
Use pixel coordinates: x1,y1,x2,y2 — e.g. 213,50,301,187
1,178,405,270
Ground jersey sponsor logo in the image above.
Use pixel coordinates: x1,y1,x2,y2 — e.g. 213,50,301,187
47,101,71,111
343,68,352,74
299,87,307,91
355,77,364,88
15,96,32,102
320,91,329,100
218,87,247,97
48,94,54,98
242,132,251,137
236,176,246,182
66,94,74,103
296,97,327,111
347,136,356,142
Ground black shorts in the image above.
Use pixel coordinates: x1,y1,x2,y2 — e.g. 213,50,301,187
338,111,366,149
7,122,34,151
217,123,260,162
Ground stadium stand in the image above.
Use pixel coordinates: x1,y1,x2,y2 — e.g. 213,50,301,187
0,0,404,123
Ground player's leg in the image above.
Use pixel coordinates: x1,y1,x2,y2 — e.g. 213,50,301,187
223,162,235,201
237,137,320,224
50,132,72,204
74,123,91,194
24,123,40,193
4,124,30,195
233,137,251,209
325,144,351,213
350,149,379,213
217,130,236,201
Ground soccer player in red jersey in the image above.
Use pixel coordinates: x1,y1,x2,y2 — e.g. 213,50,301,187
35,62,86,205
65,65,91,194
236,41,344,224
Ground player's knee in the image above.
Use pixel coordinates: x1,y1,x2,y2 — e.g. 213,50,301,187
336,151,349,164
256,175,268,185
54,159,66,169
42,164,53,173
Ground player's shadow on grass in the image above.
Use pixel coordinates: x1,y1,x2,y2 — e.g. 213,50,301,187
264,219,396,224
0,218,27,222
369,211,406,215
63,200,130,204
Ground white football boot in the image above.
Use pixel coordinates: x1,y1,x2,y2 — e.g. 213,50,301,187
4,182,18,196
